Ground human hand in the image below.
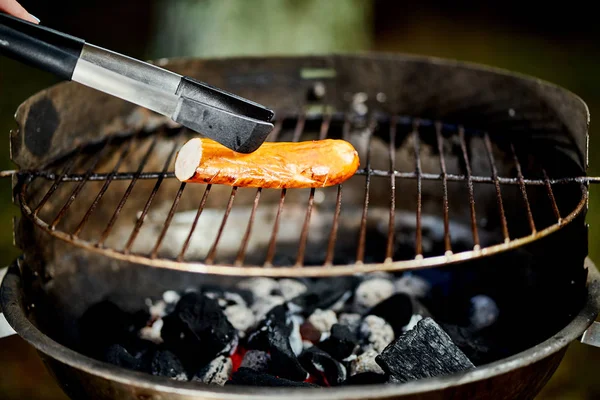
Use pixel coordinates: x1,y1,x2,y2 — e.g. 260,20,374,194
0,0,39,24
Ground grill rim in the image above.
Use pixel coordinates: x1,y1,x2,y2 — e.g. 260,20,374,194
2,257,599,397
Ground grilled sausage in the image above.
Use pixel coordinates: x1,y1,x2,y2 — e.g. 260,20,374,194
174,137,360,189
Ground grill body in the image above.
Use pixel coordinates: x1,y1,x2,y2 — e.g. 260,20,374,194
3,257,599,400
1,53,597,399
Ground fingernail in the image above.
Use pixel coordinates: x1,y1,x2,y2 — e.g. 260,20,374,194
29,14,40,23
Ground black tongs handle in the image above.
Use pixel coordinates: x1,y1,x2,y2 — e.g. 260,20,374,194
0,12,84,80
0,12,274,153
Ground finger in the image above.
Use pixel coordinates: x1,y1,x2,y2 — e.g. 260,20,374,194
0,0,40,24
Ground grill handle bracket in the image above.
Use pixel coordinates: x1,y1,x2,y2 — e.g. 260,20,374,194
581,321,600,348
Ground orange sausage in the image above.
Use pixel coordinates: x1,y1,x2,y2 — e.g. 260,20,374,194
174,137,360,189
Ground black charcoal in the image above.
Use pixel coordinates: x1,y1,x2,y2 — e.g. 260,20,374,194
240,350,270,373
227,367,319,388
79,300,149,357
367,293,413,335
104,344,144,371
317,324,358,362
341,372,388,386
376,318,475,383
353,278,395,314
150,349,187,381
161,292,236,373
358,315,394,353
349,349,384,376
194,355,232,386
247,304,308,381
440,323,502,366
299,347,347,386
290,277,358,317
469,295,499,330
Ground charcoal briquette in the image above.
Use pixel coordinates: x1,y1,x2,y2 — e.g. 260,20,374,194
150,349,188,381
194,355,232,386
349,349,384,376
247,304,309,381
316,324,358,362
353,278,395,314
299,347,347,386
367,293,413,335
224,304,255,337
394,274,431,299
440,323,502,366
358,315,394,353
104,344,144,371
279,279,308,301
341,371,388,386
469,295,499,330
338,313,361,334
240,350,270,373
79,300,149,357
307,309,338,336
227,367,319,388
161,292,236,373
376,317,475,383
290,277,358,317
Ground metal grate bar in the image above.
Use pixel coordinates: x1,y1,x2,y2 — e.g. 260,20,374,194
325,185,343,266
204,187,238,264
266,118,284,142
413,120,424,258
385,116,397,261
235,188,262,266
50,137,114,229
436,122,452,255
124,140,180,254
543,169,562,222
510,142,537,233
23,165,596,187
458,127,481,250
72,133,137,237
295,188,315,267
151,182,187,258
177,184,212,262
484,133,510,242
264,189,286,267
96,135,160,247
356,118,376,263
294,113,332,267
34,145,84,215
292,113,306,142
263,113,306,266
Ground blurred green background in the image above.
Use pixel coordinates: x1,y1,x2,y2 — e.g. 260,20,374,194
1,0,599,398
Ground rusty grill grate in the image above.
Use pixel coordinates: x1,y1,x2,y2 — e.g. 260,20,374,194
15,111,589,277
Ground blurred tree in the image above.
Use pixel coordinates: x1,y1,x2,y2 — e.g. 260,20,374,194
148,0,374,58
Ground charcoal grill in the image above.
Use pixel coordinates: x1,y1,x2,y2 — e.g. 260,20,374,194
1,53,600,399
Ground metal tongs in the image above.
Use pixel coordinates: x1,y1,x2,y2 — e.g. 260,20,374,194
0,12,275,153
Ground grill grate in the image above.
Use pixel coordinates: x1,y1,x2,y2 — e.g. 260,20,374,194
16,111,589,277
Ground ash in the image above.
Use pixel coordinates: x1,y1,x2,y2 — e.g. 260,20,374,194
77,269,509,388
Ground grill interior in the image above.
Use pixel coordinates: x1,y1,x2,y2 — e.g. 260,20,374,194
16,109,587,276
